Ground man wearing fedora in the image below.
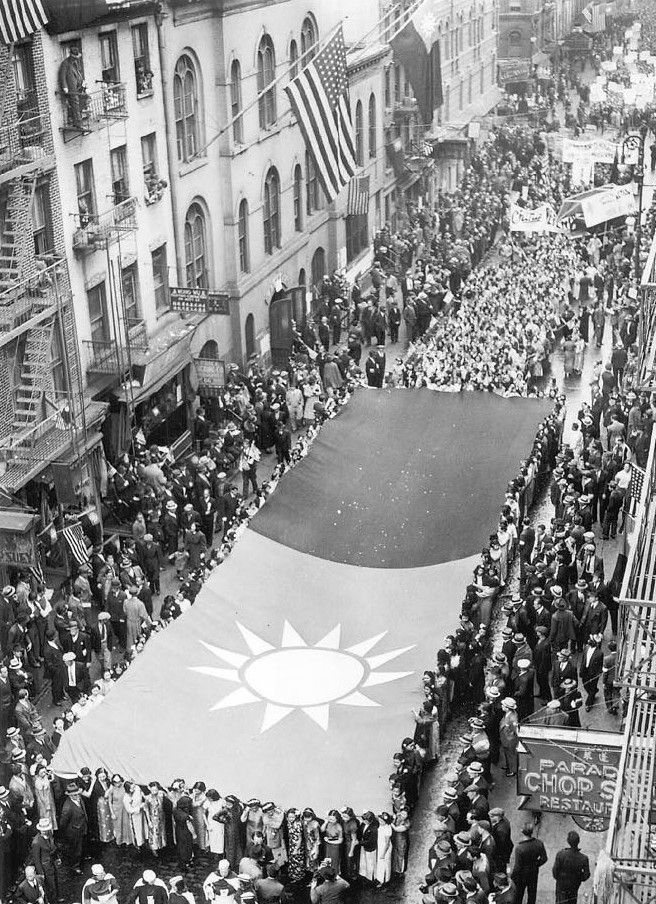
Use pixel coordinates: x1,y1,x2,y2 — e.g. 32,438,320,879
511,822,547,904
31,818,61,903
59,781,88,873
580,634,604,711
499,698,519,777
58,45,88,130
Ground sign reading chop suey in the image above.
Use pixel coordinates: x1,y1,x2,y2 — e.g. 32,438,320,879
517,727,622,818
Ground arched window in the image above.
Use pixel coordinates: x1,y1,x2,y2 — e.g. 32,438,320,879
293,164,303,232
263,167,280,254
468,12,473,46
184,202,208,288
257,35,276,129
238,199,249,273
174,54,201,162
230,59,243,144
306,151,320,214
444,21,450,59
368,93,376,158
355,100,364,166
300,16,317,65
508,30,522,57
311,247,325,288
200,340,219,359
245,313,255,360
290,39,299,79
298,268,306,286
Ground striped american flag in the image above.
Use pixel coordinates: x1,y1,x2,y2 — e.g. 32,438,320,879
347,176,370,217
61,523,90,567
0,0,48,44
629,462,645,502
284,27,357,203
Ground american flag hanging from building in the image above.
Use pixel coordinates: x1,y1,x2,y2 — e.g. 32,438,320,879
284,26,357,203
347,175,370,217
61,522,90,566
629,462,645,502
0,0,48,44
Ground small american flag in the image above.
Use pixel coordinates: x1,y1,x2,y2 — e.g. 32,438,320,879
29,561,45,585
347,175,370,217
61,523,90,567
285,27,357,203
54,403,72,432
629,463,645,502
581,3,593,23
0,0,48,44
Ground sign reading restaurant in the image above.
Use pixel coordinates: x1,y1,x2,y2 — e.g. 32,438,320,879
170,286,231,315
517,727,623,825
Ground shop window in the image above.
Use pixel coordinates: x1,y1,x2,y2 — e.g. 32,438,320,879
293,164,303,231
121,263,140,320
99,31,119,83
152,244,168,313
184,203,208,288
132,23,153,95
88,282,108,342
230,59,243,143
110,145,129,205
355,100,364,166
257,35,276,129
245,313,256,359
345,214,368,264
300,15,317,65
238,198,250,273
368,94,377,158
74,158,96,220
263,167,280,254
32,182,53,257
174,54,202,162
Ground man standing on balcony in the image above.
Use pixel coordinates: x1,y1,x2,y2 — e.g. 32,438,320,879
58,46,87,130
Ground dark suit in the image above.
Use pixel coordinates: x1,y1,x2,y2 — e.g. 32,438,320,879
43,642,65,705
552,845,590,903
63,662,91,703
16,876,47,904
0,675,12,737
61,631,91,665
511,836,548,904
580,601,608,641
59,797,87,869
533,637,552,701
491,816,514,869
580,645,604,706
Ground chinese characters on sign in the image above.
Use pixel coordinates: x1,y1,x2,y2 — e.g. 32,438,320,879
517,727,623,826
169,287,231,315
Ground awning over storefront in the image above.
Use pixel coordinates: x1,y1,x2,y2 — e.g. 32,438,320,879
114,337,193,406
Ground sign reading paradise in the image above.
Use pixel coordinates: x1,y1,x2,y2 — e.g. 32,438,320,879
170,286,231,315
517,726,622,831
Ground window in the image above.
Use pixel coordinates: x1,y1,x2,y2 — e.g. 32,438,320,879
306,152,320,215
293,165,303,231
345,214,368,263
469,13,473,46
480,62,485,93
468,72,473,105
238,199,249,273
384,68,391,107
245,313,255,360
174,54,201,162
230,59,243,143
300,16,317,64
443,22,450,59
87,282,108,342
141,132,159,199
74,159,96,219
298,268,306,286
459,79,464,110
290,40,299,79
110,145,129,204
263,167,280,255
184,203,208,288
368,93,377,158
132,24,152,94
32,182,53,257
151,244,168,312
121,264,140,320
310,247,325,288
51,318,67,394
99,32,119,83
394,64,401,103
355,100,364,166
257,35,276,129
12,43,36,114
375,190,381,228
508,30,522,56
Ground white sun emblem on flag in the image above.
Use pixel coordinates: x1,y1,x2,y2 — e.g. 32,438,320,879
189,622,415,732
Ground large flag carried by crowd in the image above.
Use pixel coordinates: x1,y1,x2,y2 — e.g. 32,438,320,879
53,391,551,811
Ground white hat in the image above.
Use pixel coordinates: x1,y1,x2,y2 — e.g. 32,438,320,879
63,652,76,663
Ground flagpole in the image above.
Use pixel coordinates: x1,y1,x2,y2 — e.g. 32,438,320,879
190,0,428,162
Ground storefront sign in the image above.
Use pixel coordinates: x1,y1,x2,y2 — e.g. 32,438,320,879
498,60,531,84
194,357,226,390
517,727,622,829
170,287,231,315
0,526,36,567
509,203,560,233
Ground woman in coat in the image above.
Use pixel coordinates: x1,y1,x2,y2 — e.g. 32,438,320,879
204,789,226,862
106,774,133,847
124,781,148,848
173,795,196,869
184,523,207,570
358,812,378,882
32,764,57,829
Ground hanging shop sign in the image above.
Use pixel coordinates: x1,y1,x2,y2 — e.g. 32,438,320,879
517,726,622,831
170,287,231,315
498,60,532,84
195,357,226,396
0,512,38,567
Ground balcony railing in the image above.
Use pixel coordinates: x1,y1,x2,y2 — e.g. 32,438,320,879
0,257,71,334
72,196,138,252
0,113,49,176
60,83,127,133
84,318,148,374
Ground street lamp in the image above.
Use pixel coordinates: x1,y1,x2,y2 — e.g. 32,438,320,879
620,124,648,283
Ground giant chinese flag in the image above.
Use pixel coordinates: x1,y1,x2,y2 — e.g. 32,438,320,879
53,390,551,812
